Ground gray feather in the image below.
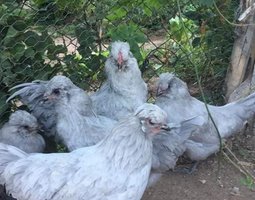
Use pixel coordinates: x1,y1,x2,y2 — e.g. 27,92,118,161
0,110,45,153
7,76,78,138
0,104,167,200
91,41,148,120
155,72,255,161
50,87,117,151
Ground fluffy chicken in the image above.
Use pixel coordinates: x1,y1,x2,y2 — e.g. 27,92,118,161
6,76,77,137
155,72,255,161
43,84,117,151
0,103,169,200
0,110,45,153
91,41,148,120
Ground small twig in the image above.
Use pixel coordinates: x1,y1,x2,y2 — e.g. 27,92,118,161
213,0,255,27
176,0,223,151
223,151,248,176
18,0,27,16
223,146,255,180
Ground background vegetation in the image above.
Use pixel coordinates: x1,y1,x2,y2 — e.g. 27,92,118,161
0,0,239,124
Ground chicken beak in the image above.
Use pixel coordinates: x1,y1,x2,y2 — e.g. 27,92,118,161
28,127,38,132
156,87,163,96
160,124,170,131
117,51,123,70
37,124,44,132
42,93,56,102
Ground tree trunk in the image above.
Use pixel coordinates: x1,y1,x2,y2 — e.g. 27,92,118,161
225,0,255,101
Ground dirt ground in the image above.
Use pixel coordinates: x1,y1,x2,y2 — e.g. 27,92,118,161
142,132,255,200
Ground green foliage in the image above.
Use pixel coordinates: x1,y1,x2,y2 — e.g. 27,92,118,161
153,1,238,103
0,0,239,124
0,2,66,123
196,0,214,7
108,23,147,62
240,176,255,190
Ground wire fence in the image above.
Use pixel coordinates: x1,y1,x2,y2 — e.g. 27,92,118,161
0,0,238,123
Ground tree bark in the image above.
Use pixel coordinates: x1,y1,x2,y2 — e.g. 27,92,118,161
225,0,255,101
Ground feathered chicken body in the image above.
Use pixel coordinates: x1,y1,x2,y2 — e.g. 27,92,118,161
7,76,77,137
92,41,148,120
0,110,45,153
147,115,204,186
44,86,117,151
155,73,255,161
0,103,169,200
8,75,118,151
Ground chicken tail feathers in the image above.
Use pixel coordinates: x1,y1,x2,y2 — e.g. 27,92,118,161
219,92,255,138
6,82,46,106
237,92,255,109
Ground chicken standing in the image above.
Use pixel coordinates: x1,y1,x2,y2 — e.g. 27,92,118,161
155,72,255,161
44,82,204,184
0,110,45,153
0,103,169,200
91,41,148,120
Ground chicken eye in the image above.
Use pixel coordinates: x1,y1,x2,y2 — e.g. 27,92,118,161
23,125,29,129
52,88,60,95
168,80,173,89
149,119,155,125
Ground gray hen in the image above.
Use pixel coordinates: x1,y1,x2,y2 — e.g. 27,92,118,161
0,110,45,153
91,41,148,120
155,73,255,161
43,85,117,151
149,116,204,185
7,76,77,138
45,81,204,183
0,103,169,200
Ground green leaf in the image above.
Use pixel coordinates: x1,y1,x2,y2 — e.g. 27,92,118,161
197,0,214,6
24,47,36,59
24,31,41,47
108,23,147,62
107,7,127,21
12,20,27,31
76,26,96,56
10,42,26,61
192,37,201,47
47,44,67,59
184,11,202,21
6,15,20,26
3,26,18,46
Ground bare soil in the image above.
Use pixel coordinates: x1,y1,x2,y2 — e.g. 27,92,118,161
142,132,255,200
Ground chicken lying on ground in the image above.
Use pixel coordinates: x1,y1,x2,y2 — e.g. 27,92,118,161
0,103,169,200
0,110,45,153
155,72,255,164
91,41,148,120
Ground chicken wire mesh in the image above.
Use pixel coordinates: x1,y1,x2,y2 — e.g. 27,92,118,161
0,0,239,124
